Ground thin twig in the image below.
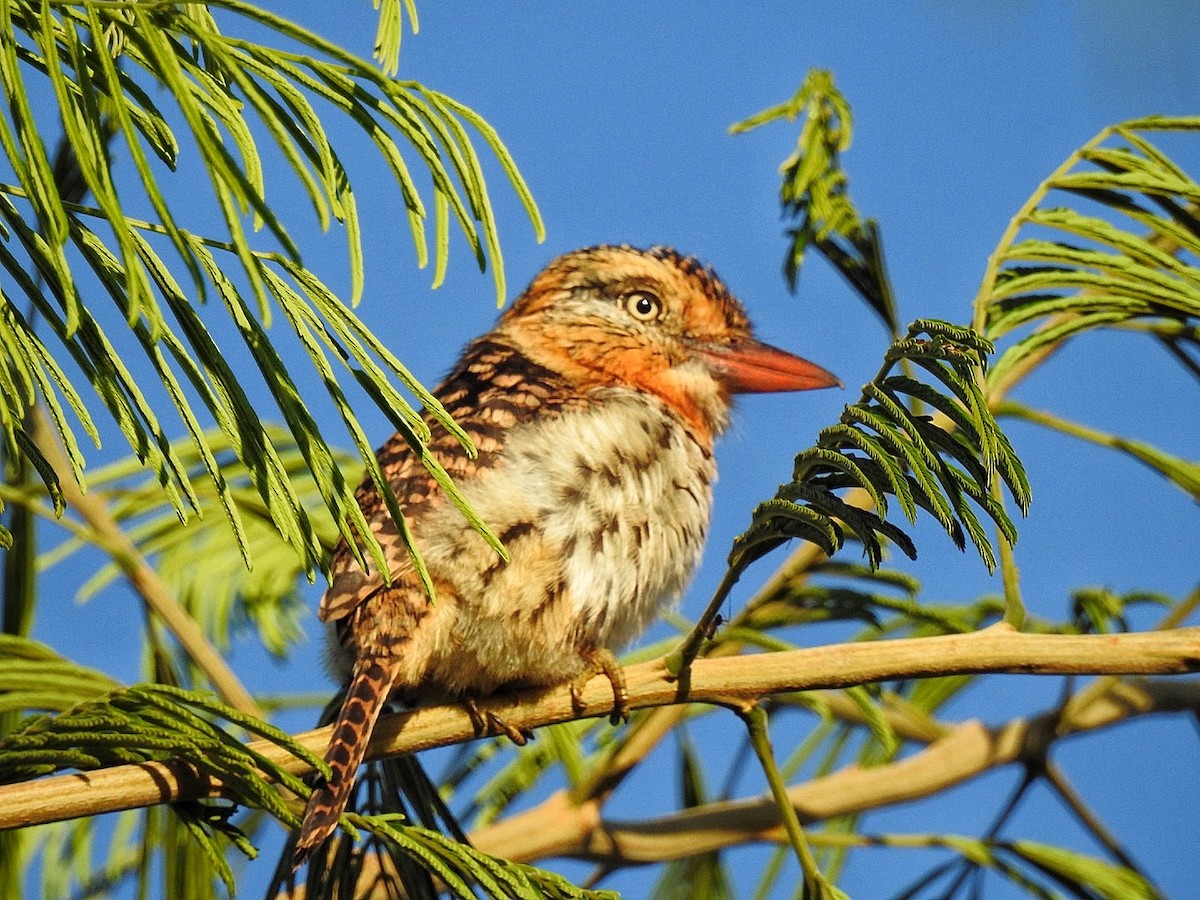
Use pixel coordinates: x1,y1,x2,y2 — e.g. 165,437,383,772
29,408,261,718
740,704,828,897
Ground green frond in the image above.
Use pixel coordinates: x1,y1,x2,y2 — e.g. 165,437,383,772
0,1,541,589
883,832,1161,900
348,819,619,900
371,0,418,79
451,719,597,829
732,320,1027,578
1005,841,1158,900
732,69,898,333
0,635,119,715
975,117,1200,385
40,426,341,657
812,559,922,597
843,684,899,756
0,679,323,820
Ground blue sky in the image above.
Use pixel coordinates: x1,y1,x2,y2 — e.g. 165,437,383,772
24,3,1200,898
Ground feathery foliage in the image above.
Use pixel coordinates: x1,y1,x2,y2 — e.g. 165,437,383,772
0,654,322,797
723,71,1030,591
346,819,619,900
37,424,344,656
0,638,325,895
0,634,119,715
976,117,1200,391
0,0,542,583
731,69,898,335
729,319,1030,580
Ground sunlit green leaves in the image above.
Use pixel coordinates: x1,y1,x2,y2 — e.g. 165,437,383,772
371,0,418,78
969,118,1200,508
0,0,541,583
355,820,620,900
1069,586,1172,635
0,662,324,890
0,676,323,794
39,426,341,656
0,652,328,899
893,836,1159,900
0,635,119,715
730,320,1030,577
976,117,1200,388
732,70,898,334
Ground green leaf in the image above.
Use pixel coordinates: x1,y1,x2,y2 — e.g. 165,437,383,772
0,1,542,594
0,635,120,715
733,320,1025,578
1008,841,1158,900
976,117,1200,391
732,69,898,333
843,685,899,756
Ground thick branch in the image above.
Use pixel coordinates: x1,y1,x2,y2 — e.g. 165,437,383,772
0,624,1196,831
473,677,1200,866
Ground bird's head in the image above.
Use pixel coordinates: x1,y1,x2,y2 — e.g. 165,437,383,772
497,245,840,441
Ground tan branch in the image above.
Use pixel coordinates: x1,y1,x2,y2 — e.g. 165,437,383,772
473,677,1200,866
0,624,1195,832
30,408,261,718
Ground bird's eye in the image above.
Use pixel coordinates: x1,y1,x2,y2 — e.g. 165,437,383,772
624,291,663,322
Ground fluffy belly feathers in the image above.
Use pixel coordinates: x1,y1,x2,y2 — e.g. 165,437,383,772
408,392,717,695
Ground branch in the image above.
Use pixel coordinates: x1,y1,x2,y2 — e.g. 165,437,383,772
474,677,1200,867
0,624,1196,832
30,409,262,718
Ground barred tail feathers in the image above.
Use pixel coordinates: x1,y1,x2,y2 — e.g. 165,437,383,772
294,657,396,867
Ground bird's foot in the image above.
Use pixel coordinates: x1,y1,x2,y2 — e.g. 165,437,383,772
463,698,531,745
570,648,629,725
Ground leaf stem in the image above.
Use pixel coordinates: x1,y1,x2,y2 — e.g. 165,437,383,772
739,704,831,897
667,564,742,676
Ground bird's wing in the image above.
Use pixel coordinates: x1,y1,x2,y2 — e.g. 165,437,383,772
316,335,587,625
316,437,431,623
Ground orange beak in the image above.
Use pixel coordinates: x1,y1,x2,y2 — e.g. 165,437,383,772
697,338,841,394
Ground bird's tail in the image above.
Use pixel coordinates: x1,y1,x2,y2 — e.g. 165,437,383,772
293,656,396,867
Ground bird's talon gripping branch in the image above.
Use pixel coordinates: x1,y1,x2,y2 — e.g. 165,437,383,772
572,647,630,724
295,246,837,864
464,698,530,746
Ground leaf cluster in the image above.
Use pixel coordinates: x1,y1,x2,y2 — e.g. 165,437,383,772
730,319,1030,580
976,116,1200,385
967,116,1200,505
0,634,324,893
0,0,541,586
731,69,898,334
887,835,1159,900
38,424,344,656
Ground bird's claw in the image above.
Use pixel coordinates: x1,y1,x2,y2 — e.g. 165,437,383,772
571,648,629,725
464,698,531,745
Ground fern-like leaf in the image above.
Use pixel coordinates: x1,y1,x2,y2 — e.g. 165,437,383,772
731,69,899,334
975,117,1200,389
0,2,539,586
729,320,1029,578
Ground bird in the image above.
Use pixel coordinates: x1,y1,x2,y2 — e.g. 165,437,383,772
293,244,839,864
